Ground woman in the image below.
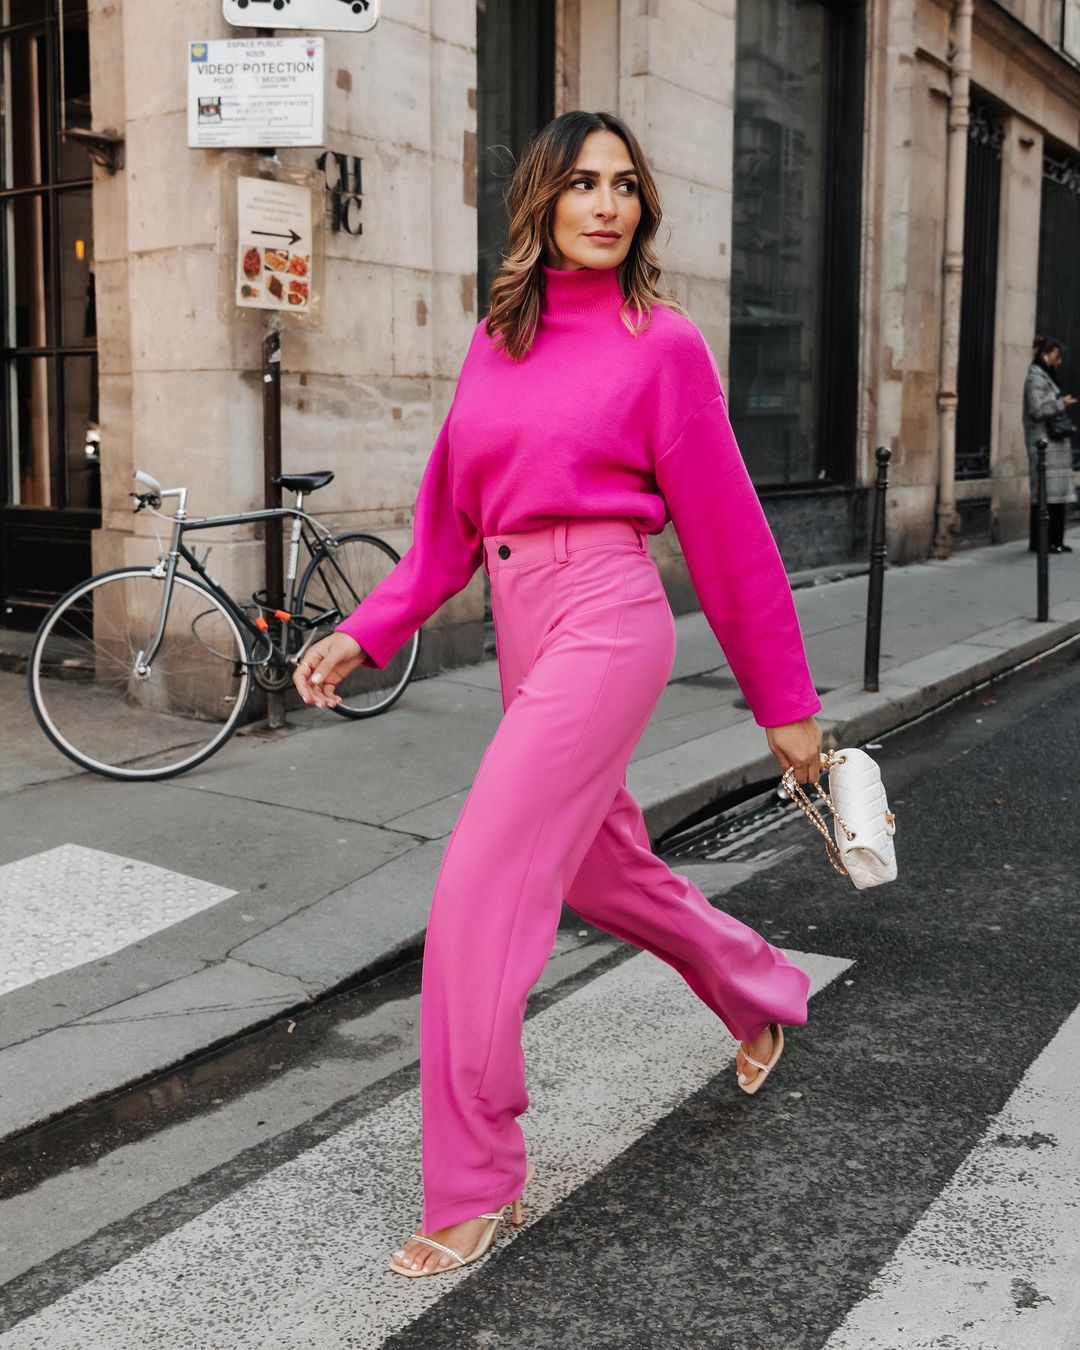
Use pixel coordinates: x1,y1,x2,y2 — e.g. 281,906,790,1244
1024,336,1077,553
293,111,823,1277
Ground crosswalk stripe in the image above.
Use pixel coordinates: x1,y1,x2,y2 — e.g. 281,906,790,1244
0,947,851,1350
824,1001,1080,1349
0,845,235,994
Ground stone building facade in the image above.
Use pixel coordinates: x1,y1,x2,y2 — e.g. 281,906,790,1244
2,0,1078,670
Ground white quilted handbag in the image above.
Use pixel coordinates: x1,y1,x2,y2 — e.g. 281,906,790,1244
781,748,897,890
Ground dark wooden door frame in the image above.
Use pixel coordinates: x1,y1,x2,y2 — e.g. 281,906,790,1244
0,2,99,627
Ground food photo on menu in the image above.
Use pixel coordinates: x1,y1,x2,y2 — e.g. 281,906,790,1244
239,245,261,299
237,243,312,307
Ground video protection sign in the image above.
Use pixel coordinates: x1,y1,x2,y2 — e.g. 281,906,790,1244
188,37,325,148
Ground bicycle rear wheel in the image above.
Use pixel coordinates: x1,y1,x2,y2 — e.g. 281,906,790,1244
296,531,420,717
28,568,252,780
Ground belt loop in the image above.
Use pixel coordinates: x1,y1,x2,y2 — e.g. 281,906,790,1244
554,520,569,564
636,526,648,554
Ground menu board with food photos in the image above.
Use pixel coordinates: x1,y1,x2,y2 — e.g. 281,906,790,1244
235,175,313,313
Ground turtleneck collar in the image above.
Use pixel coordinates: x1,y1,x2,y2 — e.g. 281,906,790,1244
539,263,624,325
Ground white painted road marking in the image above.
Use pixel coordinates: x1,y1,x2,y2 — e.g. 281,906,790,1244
0,947,851,1349
825,1002,1080,1350
0,845,235,994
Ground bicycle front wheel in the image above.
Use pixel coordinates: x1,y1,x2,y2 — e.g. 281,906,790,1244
28,568,252,780
296,532,420,718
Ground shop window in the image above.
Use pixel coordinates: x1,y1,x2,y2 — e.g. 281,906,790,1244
730,0,864,488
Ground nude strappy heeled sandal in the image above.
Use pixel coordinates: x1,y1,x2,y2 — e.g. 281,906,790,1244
388,1165,534,1278
737,1022,784,1095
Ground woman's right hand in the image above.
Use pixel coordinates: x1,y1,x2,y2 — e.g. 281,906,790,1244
293,633,369,708
1064,394,1077,406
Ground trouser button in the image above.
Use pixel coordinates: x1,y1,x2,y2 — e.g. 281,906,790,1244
497,544,511,559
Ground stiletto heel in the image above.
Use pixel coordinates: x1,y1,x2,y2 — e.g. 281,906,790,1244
388,1162,535,1277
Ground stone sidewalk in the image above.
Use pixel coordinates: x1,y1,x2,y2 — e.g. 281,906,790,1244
1,531,1078,1143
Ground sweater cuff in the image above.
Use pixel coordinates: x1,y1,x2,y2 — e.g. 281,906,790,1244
333,617,389,669
752,691,823,729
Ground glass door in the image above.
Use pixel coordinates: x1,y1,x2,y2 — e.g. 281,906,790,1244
1,0,98,627
955,100,1004,481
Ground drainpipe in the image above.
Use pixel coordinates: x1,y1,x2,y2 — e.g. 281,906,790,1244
933,0,974,558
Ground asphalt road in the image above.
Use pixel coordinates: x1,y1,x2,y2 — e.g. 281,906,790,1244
2,639,1079,1349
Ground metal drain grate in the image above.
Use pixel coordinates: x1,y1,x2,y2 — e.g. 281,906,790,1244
660,786,802,864
957,497,993,545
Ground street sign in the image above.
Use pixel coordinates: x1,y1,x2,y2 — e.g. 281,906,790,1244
188,37,325,148
236,175,314,313
223,0,379,34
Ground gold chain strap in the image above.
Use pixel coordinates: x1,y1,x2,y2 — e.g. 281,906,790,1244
781,752,856,877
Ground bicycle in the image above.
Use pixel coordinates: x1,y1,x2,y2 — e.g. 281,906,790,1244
27,468,420,781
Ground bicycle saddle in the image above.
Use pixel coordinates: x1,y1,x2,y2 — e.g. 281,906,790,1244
273,471,335,493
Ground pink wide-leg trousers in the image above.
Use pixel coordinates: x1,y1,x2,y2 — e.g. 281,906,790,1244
419,517,810,1231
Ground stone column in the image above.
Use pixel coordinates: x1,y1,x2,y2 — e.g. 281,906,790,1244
860,0,952,562
574,0,619,114
993,115,1042,542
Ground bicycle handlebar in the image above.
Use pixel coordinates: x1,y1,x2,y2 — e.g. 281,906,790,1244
134,468,162,495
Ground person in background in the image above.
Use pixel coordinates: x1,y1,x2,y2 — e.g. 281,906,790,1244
1023,336,1077,554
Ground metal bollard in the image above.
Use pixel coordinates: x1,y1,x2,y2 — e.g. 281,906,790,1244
1035,436,1049,623
262,329,286,728
863,445,892,692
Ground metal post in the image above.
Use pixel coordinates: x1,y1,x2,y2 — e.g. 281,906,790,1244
1036,436,1049,623
262,328,285,727
863,445,892,692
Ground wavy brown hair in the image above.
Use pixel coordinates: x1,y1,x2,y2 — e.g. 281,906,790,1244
484,111,689,362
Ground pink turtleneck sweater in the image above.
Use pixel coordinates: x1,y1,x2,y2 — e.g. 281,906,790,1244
336,263,820,728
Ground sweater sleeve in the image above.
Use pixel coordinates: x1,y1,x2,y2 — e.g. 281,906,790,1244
654,390,821,728
334,402,483,668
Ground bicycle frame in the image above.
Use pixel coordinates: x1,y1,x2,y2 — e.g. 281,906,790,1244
136,484,335,672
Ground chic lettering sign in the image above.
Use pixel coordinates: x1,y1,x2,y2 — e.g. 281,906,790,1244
316,151,363,235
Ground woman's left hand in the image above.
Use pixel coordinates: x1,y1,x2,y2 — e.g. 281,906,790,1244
766,716,823,785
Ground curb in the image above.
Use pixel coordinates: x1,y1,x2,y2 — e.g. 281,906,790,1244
636,611,1080,840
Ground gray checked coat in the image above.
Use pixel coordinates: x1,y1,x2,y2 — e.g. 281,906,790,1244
1023,360,1075,505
